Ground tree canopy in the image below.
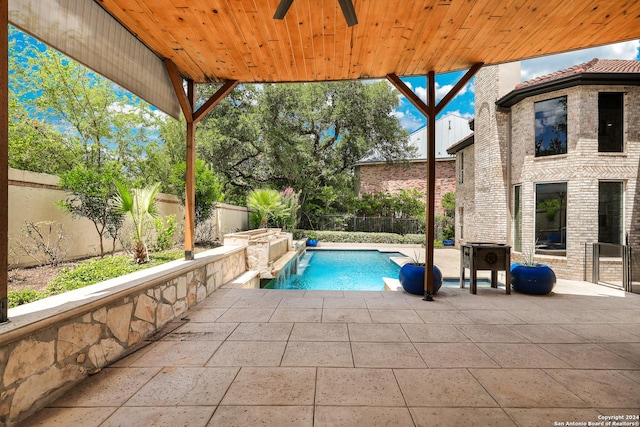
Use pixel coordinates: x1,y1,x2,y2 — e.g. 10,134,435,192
160,81,413,214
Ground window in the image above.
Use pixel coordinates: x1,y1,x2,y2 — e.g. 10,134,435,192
534,96,567,157
599,181,623,245
535,183,566,255
458,206,464,239
598,92,624,152
459,152,464,184
514,185,522,252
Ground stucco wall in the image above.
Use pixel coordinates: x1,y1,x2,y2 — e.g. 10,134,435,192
356,160,456,216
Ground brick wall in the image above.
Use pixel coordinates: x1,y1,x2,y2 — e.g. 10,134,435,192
356,160,456,216
509,84,640,280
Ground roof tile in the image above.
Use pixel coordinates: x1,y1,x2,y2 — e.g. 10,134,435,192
518,58,640,88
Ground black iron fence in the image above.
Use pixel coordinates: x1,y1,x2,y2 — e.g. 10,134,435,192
299,214,427,235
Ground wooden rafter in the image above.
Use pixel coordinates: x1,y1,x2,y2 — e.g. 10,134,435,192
0,0,7,323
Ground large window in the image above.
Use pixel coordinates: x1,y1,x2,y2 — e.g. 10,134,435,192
459,152,464,184
598,92,624,153
535,183,566,255
514,185,522,252
599,181,623,245
535,96,567,157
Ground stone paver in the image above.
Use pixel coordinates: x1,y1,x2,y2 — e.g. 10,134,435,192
22,275,640,426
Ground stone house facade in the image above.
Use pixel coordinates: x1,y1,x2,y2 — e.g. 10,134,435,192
448,59,640,281
356,115,471,216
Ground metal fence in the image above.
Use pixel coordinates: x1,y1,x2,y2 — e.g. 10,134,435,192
592,242,632,292
300,214,426,235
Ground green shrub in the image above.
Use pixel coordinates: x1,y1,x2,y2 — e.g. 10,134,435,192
46,249,184,296
293,229,442,247
8,288,45,308
151,215,177,251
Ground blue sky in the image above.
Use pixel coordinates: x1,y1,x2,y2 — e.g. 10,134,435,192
393,40,640,132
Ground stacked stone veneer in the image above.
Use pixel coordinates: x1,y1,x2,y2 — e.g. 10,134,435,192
458,62,640,281
0,246,246,426
356,160,456,216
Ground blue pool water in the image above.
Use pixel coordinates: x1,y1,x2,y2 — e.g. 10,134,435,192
265,250,403,291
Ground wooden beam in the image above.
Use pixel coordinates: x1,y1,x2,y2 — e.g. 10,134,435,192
386,73,431,117
435,63,483,116
193,80,239,124
184,79,196,260
164,58,193,122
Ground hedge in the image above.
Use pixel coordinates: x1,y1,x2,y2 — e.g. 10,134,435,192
293,229,442,247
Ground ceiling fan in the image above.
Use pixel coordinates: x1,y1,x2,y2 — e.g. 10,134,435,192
273,0,358,27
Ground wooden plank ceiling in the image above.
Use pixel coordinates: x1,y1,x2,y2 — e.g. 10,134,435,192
96,0,640,83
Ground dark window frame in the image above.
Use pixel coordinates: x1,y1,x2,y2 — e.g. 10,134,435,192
534,96,568,157
598,92,624,153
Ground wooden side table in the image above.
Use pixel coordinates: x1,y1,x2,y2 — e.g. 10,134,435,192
460,243,511,294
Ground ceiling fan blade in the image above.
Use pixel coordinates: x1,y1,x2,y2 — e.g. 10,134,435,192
273,0,294,20
337,0,358,26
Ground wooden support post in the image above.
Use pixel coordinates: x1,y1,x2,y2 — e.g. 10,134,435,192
1,0,8,322
184,80,196,260
164,59,238,260
425,71,436,301
387,63,482,301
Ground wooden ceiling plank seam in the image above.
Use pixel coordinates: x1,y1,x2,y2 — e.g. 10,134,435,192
476,0,539,65
308,0,324,80
358,0,387,78
200,0,254,81
191,5,243,81
180,5,227,81
107,0,204,80
345,0,372,79
387,1,438,75
170,7,215,81
320,0,334,80
362,1,397,77
249,0,292,81
334,0,350,78
435,0,492,71
218,0,265,82
441,0,522,70
295,0,317,80
287,0,310,80
266,0,301,81
404,1,456,76
430,0,497,72
233,0,278,81
375,2,420,76
496,0,595,61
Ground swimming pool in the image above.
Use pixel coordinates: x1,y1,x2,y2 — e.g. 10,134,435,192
265,250,403,291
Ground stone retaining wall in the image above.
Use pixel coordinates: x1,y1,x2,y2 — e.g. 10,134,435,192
0,246,247,426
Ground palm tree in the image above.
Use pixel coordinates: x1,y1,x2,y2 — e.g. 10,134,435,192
246,188,288,228
114,182,160,263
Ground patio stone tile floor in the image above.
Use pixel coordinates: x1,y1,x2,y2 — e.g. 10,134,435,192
23,280,640,426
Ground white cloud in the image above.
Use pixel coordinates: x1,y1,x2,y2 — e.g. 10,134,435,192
412,81,471,104
521,40,640,81
393,108,424,132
